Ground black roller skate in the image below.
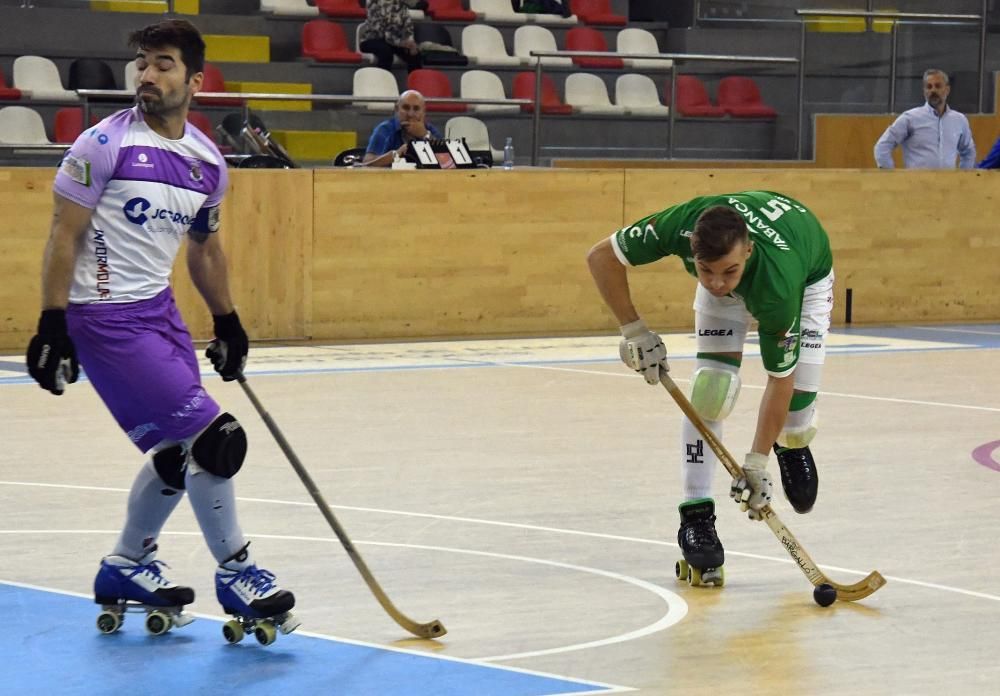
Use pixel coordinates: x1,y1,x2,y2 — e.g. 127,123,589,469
675,498,725,587
93,548,195,636
773,443,819,513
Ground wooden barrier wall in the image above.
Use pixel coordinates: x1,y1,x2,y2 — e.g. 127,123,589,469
1,167,997,351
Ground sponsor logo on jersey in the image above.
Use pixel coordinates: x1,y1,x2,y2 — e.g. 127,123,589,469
132,152,154,169
124,197,196,229
698,329,734,336
84,127,109,145
60,154,91,186
189,162,203,182
94,230,111,300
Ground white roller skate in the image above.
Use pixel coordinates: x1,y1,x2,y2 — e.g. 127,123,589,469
216,559,299,646
93,548,195,636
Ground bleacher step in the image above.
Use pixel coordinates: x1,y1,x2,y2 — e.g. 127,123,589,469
204,34,270,63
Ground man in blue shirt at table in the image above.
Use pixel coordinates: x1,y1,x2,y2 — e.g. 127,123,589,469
362,90,442,167
873,68,975,169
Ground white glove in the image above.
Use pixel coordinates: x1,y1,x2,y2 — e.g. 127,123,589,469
730,452,773,520
618,319,668,385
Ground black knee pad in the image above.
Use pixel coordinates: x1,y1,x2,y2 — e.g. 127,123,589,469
191,413,247,479
152,444,187,491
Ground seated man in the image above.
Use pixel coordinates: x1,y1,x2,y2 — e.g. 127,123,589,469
362,90,442,167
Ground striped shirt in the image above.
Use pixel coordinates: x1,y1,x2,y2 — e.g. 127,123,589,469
53,106,228,304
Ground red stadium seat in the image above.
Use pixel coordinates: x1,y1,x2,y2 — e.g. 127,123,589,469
427,0,476,21
407,68,466,112
512,72,573,115
716,76,778,118
565,27,623,69
665,75,725,117
54,107,97,143
569,0,626,25
0,66,22,101
302,20,363,63
196,63,242,106
187,110,215,138
315,0,366,18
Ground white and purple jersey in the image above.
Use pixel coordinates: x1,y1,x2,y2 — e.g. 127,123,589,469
54,105,228,304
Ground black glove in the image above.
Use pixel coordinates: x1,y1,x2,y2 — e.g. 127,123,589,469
26,309,80,395
205,310,248,381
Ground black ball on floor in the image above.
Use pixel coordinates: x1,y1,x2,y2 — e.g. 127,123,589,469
813,583,837,607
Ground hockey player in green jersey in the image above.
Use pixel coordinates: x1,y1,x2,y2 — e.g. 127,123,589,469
587,191,834,585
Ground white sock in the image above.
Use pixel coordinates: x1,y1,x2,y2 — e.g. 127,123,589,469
681,416,723,500
112,458,185,560
185,466,251,568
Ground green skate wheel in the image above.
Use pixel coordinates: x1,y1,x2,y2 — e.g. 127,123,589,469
675,560,688,581
96,611,121,635
688,565,701,586
254,620,277,646
145,610,172,636
223,619,245,644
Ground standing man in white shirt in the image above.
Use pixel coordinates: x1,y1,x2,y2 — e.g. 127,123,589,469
874,68,976,169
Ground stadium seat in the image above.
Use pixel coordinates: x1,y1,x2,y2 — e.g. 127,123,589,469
0,106,51,144
427,0,476,21
352,66,399,111
53,107,99,143
196,63,242,106
186,110,215,139
462,25,524,66
665,75,724,117
302,20,363,63
316,0,366,18
460,70,519,113
614,73,668,116
68,58,117,91
564,72,625,114
565,26,623,69
414,23,469,67
470,0,528,23
616,28,671,70
716,76,778,118
569,0,625,25
261,0,320,16
444,115,502,161
123,60,139,91
514,26,571,66
0,67,23,101
13,56,78,102
512,72,573,114
407,68,466,112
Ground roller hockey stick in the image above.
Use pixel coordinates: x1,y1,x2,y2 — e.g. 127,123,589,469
237,375,447,638
657,366,885,602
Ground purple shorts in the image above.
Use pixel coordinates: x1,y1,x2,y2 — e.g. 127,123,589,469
66,288,220,452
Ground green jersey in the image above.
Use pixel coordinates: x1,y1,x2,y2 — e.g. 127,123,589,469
610,191,833,374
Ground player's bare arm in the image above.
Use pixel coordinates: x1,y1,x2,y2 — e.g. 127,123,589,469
586,238,640,325
186,227,235,316
41,194,93,309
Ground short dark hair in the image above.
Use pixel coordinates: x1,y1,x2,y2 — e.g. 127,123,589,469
128,19,206,80
691,205,749,261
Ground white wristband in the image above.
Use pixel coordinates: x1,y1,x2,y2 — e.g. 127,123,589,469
620,319,648,339
744,452,769,471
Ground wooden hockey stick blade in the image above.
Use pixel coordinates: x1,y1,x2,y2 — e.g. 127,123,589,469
237,376,447,639
657,367,886,602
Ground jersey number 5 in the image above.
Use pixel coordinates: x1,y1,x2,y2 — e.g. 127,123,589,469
760,198,792,222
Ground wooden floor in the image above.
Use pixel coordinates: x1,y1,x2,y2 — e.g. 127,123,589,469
2,324,999,694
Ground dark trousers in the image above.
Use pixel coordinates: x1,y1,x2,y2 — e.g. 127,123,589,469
360,38,422,72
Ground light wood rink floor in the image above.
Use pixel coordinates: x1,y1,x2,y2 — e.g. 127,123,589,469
2,324,1000,694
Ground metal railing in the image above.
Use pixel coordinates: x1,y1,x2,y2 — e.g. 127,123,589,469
527,50,800,164
796,6,986,114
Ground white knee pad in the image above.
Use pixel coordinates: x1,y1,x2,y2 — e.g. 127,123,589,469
690,366,741,422
779,402,818,449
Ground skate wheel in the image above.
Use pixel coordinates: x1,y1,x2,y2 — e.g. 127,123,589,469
223,619,245,644
96,610,122,635
688,565,701,586
702,567,725,587
145,610,172,636
255,620,277,646
675,560,688,581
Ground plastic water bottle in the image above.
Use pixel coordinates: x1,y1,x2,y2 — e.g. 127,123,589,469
503,137,514,170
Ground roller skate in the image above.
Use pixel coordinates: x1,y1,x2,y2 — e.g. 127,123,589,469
675,498,725,587
216,550,299,646
773,443,818,513
93,548,195,636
